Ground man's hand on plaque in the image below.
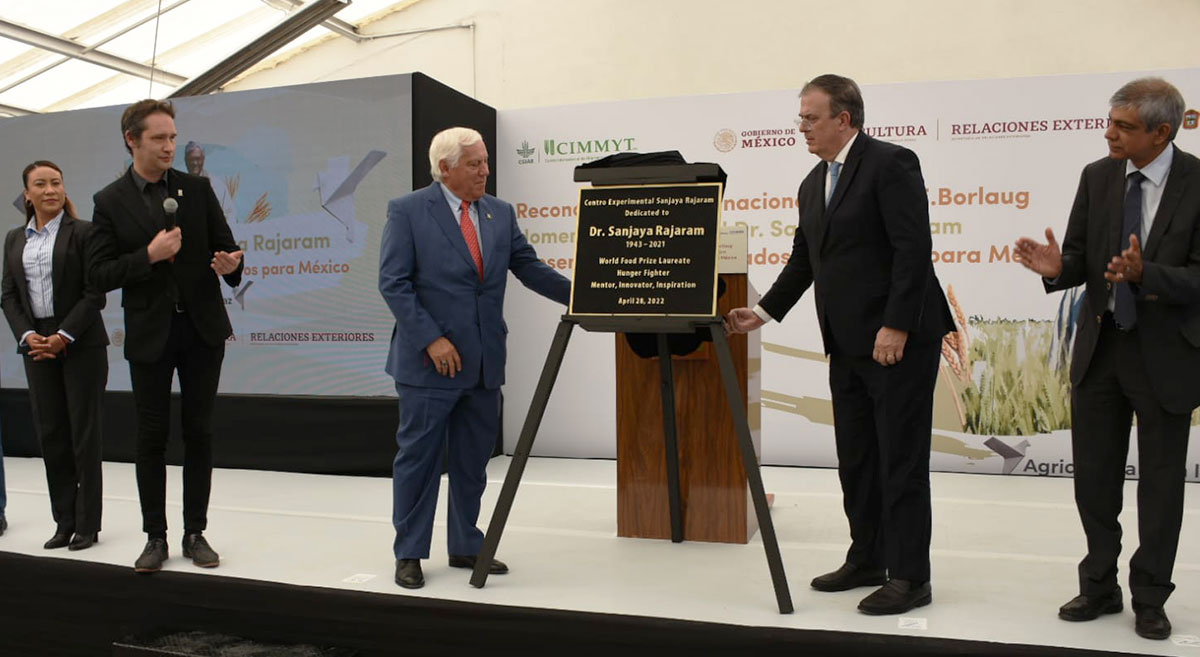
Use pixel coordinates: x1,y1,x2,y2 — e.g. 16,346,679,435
725,307,765,334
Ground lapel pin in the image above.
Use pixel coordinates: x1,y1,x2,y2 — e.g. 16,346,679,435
177,189,183,197
486,212,493,221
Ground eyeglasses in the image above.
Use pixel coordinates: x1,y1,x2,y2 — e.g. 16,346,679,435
794,114,824,129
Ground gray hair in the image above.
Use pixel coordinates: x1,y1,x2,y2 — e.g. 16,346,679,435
1110,77,1186,141
429,127,483,182
801,74,865,129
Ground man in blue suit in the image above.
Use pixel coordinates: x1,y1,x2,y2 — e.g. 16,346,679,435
380,127,570,589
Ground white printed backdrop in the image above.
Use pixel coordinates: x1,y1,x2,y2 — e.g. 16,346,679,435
0,76,414,396
498,68,1200,480
2,69,1196,479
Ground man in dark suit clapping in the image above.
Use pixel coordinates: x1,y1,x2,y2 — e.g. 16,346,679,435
1015,77,1199,641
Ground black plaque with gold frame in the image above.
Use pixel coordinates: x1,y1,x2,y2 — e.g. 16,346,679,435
569,182,722,317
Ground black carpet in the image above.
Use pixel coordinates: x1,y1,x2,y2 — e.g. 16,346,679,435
0,551,1150,657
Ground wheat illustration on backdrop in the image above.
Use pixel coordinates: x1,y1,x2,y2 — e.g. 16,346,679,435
939,286,1200,433
940,285,1071,435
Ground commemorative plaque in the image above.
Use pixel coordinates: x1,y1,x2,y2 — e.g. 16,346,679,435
569,182,722,316
472,171,792,614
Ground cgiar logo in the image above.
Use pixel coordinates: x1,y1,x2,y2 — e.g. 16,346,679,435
516,140,536,164
1184,109,1199,130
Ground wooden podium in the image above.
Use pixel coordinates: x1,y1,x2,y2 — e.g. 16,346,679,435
616,271,762,543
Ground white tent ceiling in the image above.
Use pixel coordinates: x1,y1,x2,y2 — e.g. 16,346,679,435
0,0,416,116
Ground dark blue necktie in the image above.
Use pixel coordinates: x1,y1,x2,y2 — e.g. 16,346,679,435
1113,170,1146,330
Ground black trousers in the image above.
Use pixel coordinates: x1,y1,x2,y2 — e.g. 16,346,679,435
828,339,940,583
24,317,107,535
129,311,224,537
1071,315,1190,608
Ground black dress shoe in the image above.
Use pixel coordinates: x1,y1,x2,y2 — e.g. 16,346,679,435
44,532,72,549
181,533,220,568
1134,603,1171,640
395,559,424,589
0,516,7,536
68,532,98,551
858,579,932,615
448,554,508,574
134,537,169,573
1058,587,1123,621
811,562,887,592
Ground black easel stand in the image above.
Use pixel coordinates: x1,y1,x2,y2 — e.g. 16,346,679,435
469,316,793,614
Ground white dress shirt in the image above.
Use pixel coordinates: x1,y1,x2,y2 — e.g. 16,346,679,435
754,131,861,324
20,211,74,345
1126,143,1173,246
1105,144,1173,312
22,212,62,320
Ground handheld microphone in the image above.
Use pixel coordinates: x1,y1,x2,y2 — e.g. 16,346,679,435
162,197,178,229
162,197,179,263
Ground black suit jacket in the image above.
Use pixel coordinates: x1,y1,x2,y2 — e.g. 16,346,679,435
1,215,108,351
760,133,954,356
1046,145,1200,415
90,168,242,363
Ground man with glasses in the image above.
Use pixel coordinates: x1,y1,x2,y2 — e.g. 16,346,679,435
727,74,953,615
1014,77,1199,641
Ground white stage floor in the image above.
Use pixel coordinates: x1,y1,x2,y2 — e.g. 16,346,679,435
0,455,1196,655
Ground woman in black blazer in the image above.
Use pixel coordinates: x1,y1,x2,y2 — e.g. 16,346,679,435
1,160,108,550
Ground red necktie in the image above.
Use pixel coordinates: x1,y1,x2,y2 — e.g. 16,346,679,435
460,200,484,280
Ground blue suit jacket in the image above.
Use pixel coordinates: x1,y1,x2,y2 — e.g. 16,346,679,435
379,183,570,389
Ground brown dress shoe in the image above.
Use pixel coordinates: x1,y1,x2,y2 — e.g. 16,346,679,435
182,533,220,568
134,537,169,573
